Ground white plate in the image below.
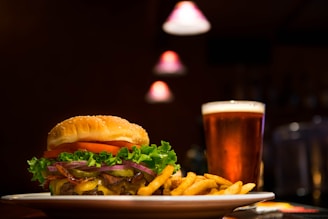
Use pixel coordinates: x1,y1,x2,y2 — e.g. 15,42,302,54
1,192,275,219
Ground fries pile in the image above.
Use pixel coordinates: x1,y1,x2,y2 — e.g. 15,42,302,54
137,165,256,196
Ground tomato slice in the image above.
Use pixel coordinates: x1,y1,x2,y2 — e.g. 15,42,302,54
104,141,139,150
43,141,138,158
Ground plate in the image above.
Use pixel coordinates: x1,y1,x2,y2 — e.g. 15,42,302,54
1,192,275,219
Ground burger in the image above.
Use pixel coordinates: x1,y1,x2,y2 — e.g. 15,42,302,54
27,115,180,195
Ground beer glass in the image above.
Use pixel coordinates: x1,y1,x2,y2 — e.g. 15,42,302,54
202,100,265,189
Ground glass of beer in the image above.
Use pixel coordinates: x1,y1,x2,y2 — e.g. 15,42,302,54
201,100,265,189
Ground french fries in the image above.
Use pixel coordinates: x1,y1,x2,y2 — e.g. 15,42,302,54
240,183,256,194
204,173,233,186
182,179,217,195
137,165,175,196
137,165,257,196
223,181,242,195
170,171,197,195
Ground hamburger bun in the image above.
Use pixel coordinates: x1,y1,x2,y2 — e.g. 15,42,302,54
47,115,149,150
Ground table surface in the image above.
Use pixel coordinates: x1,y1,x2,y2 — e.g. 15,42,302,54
1,200,328,219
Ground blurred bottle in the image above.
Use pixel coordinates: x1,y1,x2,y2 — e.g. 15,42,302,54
272,116,328,207
183,144,207,175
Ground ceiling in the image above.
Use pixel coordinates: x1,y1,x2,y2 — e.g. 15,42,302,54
155,0,328,44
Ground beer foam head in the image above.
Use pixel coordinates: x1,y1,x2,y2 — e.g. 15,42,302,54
202,100,265,114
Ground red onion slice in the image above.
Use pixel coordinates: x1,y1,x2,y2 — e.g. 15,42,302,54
123,160,156,176
47,161,88,172
97,164,129,172
47,160,155,177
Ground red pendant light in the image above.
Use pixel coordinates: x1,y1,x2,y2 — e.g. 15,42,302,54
153,50,186,76
145,81,174,103
162,1,211,36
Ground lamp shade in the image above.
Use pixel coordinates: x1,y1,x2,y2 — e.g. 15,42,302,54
163,1,211,36
153,50,186,76
145,81,174,103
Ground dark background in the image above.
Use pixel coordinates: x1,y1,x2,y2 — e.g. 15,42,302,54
1,0,328,206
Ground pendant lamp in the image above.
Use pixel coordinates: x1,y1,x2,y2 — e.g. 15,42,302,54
162,1,211,36
145,81,174,103
153,50,186,76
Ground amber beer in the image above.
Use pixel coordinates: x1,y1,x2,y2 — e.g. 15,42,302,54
202,101,265,189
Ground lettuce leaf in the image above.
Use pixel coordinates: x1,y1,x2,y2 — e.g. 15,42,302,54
27,157,53,184
27,140,180,185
